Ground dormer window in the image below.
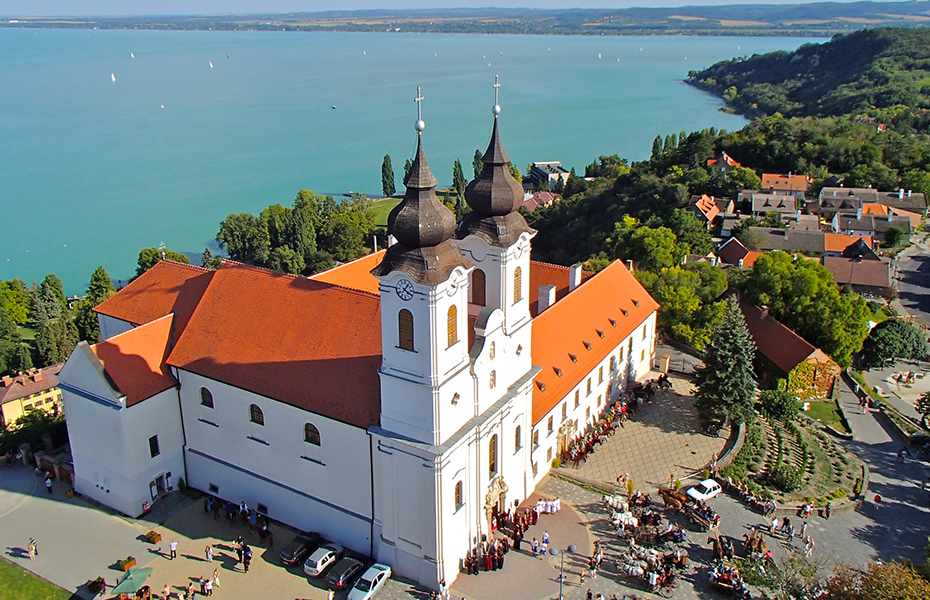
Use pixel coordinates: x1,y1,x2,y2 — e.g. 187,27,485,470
583,341,592,351
568,353,577,363
621,308,629,317
554,367,562,377
609,318,617,327
596,329,605,339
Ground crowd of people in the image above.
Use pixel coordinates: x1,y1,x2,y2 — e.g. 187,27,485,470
462,505,544,575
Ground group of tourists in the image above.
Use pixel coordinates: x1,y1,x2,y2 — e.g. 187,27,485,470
463,535,509,574
462,502,557,575
204,496,273,547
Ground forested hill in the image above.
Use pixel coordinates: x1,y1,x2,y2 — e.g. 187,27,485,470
687,27,930,123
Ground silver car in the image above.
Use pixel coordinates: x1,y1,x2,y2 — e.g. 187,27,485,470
347,563,392,600
302,543,344,577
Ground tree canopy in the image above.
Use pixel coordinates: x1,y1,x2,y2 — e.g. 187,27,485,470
694,296,758,425
136,247,190,277
861,318,927,368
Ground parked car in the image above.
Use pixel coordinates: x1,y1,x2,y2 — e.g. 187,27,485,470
348,564,392,600
303,543,344,577
325,556,365,590
687,479,722,502
280,532,324,566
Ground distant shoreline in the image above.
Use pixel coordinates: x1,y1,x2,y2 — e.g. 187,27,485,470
2,2,929,38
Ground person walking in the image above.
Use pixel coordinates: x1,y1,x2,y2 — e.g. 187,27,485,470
45,476,52,495
542,530,550,545
162,584,171,599
800,521,808,538
186,582,194,600
27,538,36,560
204,578,213,596
205,545,213,562
803,535,814,557
212,568,220,588
824,502,832,520
235,538,243,564
169,539,178,560
243,545,252,572
787,525,795,543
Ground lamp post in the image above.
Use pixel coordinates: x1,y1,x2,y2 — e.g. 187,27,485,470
549,543,577,600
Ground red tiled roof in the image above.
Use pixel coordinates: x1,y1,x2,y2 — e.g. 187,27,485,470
167,262,382,428
737,298,816,375
522,191,559,213
687,194,721,223
0,364,62,404
94,261,214,335
529,261,594,317
762,173,810,192
310,250,385,295
91,315,176,406
707,151,741,168
824,233,872,254
531,261,658,424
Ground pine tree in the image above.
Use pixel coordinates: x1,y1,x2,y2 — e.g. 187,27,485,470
651,135,663,160
553,175,566,195
201,248,221,270
678,130,687,147
473,149,483,178
452,159,466,194
381,154,396,198
403,158,413,186
86,266,115,305
693,296,757,425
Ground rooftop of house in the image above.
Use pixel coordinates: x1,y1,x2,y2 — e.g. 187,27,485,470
716,238,761,268
93,261,214,336
90,315,176,407
749,227,825,254
310,250,386,296
707,151,741,168
824,233,873,254
823,256,892,289
0,363,63,405
531,260,658,424
737,297,821,375
761,173,810,192
819,187,927,213
686,194,721,222
750,193,797,214
837,213,914,234
521,191,559,213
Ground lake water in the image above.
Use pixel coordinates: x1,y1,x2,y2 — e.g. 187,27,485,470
0,29,813,292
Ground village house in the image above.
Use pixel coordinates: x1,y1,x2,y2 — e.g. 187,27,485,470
706,151,741,173
0,364,64,427
685,194,720,229
529,161,570,191
761,173,811,199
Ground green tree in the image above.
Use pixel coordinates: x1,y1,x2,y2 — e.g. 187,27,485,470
916,392,930,427
74,300,99,343
694,296,757,425
452,159,466,194
0,309,32,376
823,562,930,600
651,135,663,160
41,275,67,311
758,389,800,421
507,162,522,183
86,266,115,305
32,282,62,325
552,175,566,195
885,225,907,248
136,247,190,277
201,247,221,269
381,154,396,198
0,280,30,325
861,319,927,368
667,208,713,255
403,158,413,186
216,213,266,264
267,246,306,275
35,316,79,367
473,149,483,178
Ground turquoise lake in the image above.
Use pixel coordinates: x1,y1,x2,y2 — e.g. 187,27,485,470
0,29,814,292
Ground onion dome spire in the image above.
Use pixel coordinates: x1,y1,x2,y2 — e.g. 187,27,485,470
458,75,535,247
372,87,473,285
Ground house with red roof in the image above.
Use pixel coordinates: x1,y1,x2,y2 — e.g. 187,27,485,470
761,173,811,199
707,151,741,173
686,194,721,228
59,108,658,591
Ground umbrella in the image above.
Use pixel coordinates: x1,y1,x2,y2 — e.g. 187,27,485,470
111,567,153,595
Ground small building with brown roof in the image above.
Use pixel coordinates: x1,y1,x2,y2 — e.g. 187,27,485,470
686,194,721,228
822,256,892,296
0,364,63,427
737,298,840,399
761,173,811,198
521,190,559,213
716,238,762,268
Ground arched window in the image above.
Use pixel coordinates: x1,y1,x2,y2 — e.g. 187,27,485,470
489,434,498,476
513,267,523,304
515,425,522,451
304,423,321,446
489,370,496,389
454,481,463,509
200,387,214,408
398,309,414,351
447,305,458,348
472,269,486,306
249,404,264,426
610,356,617,371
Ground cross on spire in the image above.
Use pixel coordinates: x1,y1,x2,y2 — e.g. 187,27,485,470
492,74,501,117
414,86,425,134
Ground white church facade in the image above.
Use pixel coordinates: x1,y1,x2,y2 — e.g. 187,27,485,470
59,101,658,590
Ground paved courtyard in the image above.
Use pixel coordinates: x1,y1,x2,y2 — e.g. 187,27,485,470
570,376,729,489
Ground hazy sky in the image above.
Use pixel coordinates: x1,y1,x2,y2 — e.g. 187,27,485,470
1,0,877,18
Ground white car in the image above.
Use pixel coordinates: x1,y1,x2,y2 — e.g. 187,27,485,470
687,479,722,502
347,563,392,600
302,543,344,577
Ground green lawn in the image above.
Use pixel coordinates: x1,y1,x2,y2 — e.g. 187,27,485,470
16,326,37,341
804,400,851,433
369,197,402,227
0,556,72,600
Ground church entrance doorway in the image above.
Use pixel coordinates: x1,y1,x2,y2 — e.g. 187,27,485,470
484,476,508,532
557,420,577,457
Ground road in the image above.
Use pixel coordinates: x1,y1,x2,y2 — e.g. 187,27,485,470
894,233,930,327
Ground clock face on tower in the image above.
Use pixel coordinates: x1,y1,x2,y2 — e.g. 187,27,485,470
395,279,415,301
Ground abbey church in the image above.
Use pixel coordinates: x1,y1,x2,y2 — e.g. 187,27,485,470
58,98,658,589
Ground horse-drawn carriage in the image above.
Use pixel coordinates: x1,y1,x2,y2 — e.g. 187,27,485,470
616,544,685,598
709,561,751,598
657,487,690,511
686,503,720,532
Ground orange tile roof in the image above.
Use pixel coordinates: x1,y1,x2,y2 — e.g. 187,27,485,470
707,151,741,168
0,364,62,404
529,261,593,317
91,315,176,406
861,203,889,216
761,173,810,192
824,233,872,254
737,298,819,375
168,262,382,428
688,194,721,222
531,260,658,424
310,250,385,295
94,261,214,335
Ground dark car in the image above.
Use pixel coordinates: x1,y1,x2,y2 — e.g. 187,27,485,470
325,556,365,590
280,532,324,566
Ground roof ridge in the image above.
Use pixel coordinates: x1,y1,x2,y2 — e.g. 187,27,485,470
160,260,212,273
219,259,306,279
218,259,381,299
93,313,176,347
529,259,577,272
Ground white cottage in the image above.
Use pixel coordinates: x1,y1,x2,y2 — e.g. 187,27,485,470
59,107,658,590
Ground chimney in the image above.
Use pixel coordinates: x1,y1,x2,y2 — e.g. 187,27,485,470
899,189,905,199
1,376,11,386
908,190,913,197
387,234,397,247
33,371,43,382
760,306,769,319
738,258,744,268
538,285,557,313
625,259,634,273
568,263,583,291
856,207,862,219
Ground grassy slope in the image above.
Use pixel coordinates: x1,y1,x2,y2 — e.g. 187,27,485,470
0,556,72,600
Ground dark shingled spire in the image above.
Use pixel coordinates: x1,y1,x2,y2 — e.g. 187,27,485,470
372,97,473,285
464,119,524,217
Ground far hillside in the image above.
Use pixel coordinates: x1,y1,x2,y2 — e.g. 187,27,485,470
687,27,930,129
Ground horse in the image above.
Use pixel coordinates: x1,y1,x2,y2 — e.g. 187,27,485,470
708,535,725,561
622,563,645,579
658,489,683,511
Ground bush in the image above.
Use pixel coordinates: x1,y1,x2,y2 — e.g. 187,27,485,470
770,464,804,492
759,390,801,422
